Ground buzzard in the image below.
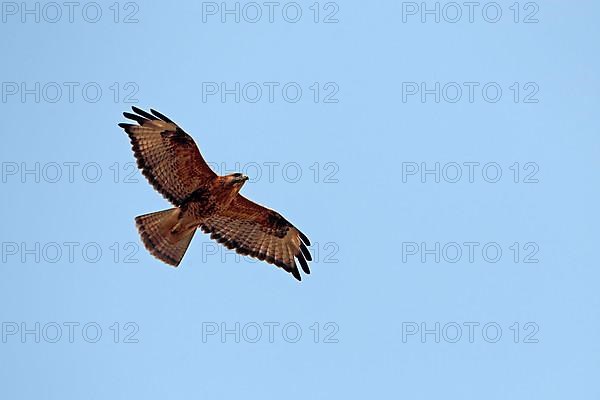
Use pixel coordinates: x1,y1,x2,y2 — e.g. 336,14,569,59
118,107,312,281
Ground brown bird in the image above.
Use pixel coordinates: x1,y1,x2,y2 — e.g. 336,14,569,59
118,107,311,281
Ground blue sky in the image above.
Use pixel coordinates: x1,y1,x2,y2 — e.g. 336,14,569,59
1,1,599,399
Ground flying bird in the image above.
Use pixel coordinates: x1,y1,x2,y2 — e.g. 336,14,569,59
118,107,312,281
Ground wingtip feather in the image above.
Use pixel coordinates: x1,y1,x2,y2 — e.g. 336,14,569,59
297,252,310,274
150,108,174,123
300,242,312,261
291,268,302,281
298,230,311,246
132,106,159,121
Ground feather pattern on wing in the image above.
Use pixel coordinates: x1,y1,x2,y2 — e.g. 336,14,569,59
118,106,216,206
200,195,311,281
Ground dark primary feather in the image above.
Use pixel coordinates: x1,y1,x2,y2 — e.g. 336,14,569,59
297,252,310,274
300,242,312,261
151,108,174,123
123,112,146,125
131,106,158,121
298,231,311,246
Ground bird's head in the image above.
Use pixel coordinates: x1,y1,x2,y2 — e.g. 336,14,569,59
224,172,249,188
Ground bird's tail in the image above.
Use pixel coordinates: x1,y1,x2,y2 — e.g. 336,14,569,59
135,208,196,267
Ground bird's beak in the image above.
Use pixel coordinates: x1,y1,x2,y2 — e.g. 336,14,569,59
242,175,249,182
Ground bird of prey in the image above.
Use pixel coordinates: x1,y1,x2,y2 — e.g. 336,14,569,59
118,107,311,281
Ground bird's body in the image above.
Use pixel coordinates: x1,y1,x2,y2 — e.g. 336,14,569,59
180,175,245,222
118,107,311,281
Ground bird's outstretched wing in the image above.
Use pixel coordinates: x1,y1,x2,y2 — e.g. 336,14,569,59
200,195,312,281
118,107,216,206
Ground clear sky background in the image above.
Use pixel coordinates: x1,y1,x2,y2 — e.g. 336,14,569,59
1,1,599,399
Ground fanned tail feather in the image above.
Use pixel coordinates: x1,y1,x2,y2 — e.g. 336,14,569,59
135,208,196,266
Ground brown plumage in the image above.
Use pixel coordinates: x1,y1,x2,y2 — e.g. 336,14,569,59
118,107,311,281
